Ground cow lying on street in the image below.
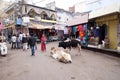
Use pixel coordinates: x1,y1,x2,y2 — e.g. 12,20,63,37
50,47,72,63
58,38,82,56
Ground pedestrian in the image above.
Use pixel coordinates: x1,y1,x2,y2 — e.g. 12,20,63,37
26,33,30,49
29,33,36,56
33,33,37,50
41,34,47,52
22,34,28,51
11,34,17,49
19,32,23,48
16,34,21,49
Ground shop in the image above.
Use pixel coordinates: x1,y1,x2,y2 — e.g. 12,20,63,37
28,21,58,42
2,23,14,42
67,13,89,46
88,13,120,49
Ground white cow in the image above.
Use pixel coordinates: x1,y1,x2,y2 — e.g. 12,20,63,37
50,47,72,63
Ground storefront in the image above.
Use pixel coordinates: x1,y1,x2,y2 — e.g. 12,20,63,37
67,13,89,46
88,12,120,49
28,22,58,42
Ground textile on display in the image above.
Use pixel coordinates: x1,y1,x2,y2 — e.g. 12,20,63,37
77,25,83,31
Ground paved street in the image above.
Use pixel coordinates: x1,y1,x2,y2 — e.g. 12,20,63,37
0,41,120,80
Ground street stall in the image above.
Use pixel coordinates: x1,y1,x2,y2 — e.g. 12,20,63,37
67,13,89,46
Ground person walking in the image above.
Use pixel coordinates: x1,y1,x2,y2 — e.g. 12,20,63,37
22,34,28,51
16,34,21,49
19,32,23,48
41,34,47,52
33,34,37,50
26,33,30,49
29,33,36,56
11,34,17,49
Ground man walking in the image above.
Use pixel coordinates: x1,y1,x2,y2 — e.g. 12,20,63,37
29,33,36,56
22,34,28,51
11,34,17,49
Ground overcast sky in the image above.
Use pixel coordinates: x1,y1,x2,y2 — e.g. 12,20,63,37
4,0,86,10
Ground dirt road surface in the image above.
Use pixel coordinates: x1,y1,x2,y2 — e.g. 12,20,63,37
0,42,120,80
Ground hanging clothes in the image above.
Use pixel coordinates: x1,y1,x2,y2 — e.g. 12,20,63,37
83,24,87,31
77,25,83,31
94,28,100,37
67,27,71,34
73,26,77,33
79,31,85,40
85,31,88,46
64,27,68,34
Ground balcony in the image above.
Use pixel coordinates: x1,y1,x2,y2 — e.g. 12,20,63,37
29,17,57,24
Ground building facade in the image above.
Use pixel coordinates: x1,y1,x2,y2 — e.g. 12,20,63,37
55,7,73,40
3,1,57,41
87,0,120,49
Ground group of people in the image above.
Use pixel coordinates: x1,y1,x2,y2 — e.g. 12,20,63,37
10,32,47,56
11,32,29,50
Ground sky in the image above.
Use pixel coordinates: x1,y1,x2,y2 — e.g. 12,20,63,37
4,0,86,10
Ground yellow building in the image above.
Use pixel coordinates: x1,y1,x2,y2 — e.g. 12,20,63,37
89,3,120,49
95,13,119,49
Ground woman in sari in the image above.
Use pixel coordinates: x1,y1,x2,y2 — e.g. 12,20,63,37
41,34,47,52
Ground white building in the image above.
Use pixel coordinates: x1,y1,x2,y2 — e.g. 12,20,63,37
86,0,120,19
56,8,73,25
74,1,87,13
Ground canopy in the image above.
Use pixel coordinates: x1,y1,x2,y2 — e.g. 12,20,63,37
67,13,89,26
29,23,53,29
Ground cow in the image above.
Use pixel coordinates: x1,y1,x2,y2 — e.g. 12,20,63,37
50,47,72,63
58,38,82,56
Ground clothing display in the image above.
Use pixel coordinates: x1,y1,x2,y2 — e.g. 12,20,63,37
64,27,68,34
94,28,100,37
73,26,77,33
77,25,83,31
83,24,87,31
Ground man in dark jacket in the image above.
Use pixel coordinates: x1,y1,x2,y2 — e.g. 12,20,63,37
29,34,36,56
22,34,28,51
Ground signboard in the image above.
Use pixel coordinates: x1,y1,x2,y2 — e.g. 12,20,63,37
23,16,30,23
67,13,89,26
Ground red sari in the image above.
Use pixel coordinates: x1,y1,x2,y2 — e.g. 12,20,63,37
41,36,47,51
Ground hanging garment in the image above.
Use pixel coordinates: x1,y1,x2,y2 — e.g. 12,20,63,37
73,26,77,33
79,31,85,40
94,28,100,37
83,24,87,31
64,27,68,34
67,27,71,34
77,25,83,31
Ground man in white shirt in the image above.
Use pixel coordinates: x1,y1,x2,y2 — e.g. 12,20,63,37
19,32,23,48
11,34,17,49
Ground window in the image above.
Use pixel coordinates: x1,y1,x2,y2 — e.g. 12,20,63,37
41,11,48,19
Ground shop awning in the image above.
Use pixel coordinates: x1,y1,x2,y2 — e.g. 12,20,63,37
67,13,89,26
29,23,53,29
55,24,65,30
